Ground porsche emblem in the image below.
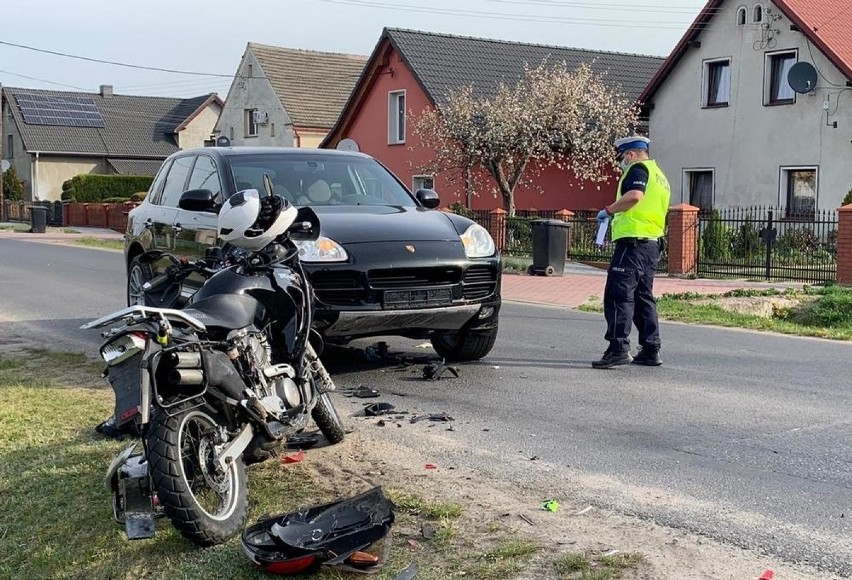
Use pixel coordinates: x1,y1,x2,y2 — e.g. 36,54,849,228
405,245,416,253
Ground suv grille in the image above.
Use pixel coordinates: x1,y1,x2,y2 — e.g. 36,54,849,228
310,271,367,306
368,268,461,289
462,266,498,300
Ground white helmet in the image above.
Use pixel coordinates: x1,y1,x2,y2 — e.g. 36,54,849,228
218,189,298,251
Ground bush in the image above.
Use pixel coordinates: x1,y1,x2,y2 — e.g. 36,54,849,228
775,227,820,256
449,201,475,219
730,220,762,260
130,191,148,202
843,189,852,207
701,210,728,260
2,166,25,202
68,174,154,203
102,196,132,203
799,287,852,328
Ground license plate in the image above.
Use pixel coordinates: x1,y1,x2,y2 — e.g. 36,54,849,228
384,288,453,309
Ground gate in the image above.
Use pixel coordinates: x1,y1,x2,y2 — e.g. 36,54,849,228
697,206,837,283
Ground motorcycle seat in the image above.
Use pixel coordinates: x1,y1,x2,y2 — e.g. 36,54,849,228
182,294,261,333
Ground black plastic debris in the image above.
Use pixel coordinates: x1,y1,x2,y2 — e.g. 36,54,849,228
364,402,396,417
421,361,460,381
286,433,320,450
241,487,395,575
350,386,381,398
410,412,455,424
394,563,419,580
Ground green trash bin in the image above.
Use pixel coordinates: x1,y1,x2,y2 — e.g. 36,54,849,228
30,206,48,234
529,219,571,276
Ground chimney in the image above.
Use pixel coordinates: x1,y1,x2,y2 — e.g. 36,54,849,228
100,84,113,98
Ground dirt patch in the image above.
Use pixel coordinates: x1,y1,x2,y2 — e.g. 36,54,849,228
302,432,837,580
690,295,814,319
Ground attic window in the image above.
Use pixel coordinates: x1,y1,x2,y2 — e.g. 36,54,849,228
388,90,406,145
248,64,253,78
753,4,763,23
737,6,747,25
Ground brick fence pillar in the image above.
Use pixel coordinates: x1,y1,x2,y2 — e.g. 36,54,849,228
489,208,507,252
666,203,700,276
555,209,575,222
836,204,852,285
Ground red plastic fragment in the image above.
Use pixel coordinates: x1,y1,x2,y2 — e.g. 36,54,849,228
759,571,774,580
283,450,305,464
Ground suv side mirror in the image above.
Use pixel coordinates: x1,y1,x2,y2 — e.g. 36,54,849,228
415,189,440,209
179,189,218,213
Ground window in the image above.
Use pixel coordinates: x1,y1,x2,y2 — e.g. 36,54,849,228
388,91,406,144
245,109,258,137
766,51,797,105
147,159,173,205
229,126,234,140
6,134,13,158
187,155,222,200
737,6,747,25
704,59,731,107
159,156,195,207
684,170,714,214
247,64,253,78
271,123,275,138
753,4,763,23
782,167,817,218
412,175,435,192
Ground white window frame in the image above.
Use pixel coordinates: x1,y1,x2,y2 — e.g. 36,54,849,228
388,90,406,145
244,108,258,138
682,168,715,211
736,6,747,25
702,58,732,108
779,166,818,218
764,49,798,106
412,174,435,192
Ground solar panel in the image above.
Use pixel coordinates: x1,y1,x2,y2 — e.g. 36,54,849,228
14,93,106,128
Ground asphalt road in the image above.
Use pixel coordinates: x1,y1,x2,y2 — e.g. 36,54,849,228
1,238,850,576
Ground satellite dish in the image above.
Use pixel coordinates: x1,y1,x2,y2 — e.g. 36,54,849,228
1,159,10,173
336,138,360,152
216,136,231,147
787,62,818,94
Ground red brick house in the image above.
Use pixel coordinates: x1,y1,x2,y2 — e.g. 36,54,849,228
321,28,665,212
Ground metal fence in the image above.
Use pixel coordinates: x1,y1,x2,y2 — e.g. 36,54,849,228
697,206,837,283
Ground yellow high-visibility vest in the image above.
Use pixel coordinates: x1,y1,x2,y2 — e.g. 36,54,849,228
611,159,671,240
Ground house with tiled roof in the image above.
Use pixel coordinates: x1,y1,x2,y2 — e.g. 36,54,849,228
213,43,368,149
639,0,852,215
321,28,665,211
1,85,222,201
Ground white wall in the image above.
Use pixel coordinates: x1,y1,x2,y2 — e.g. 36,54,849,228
178,104,221,149
214,47,296,147
649,1,852,210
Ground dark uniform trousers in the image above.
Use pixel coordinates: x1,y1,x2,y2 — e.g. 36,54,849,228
603,237,661,354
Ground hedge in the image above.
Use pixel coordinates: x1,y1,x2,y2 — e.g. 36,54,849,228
63,174,154,203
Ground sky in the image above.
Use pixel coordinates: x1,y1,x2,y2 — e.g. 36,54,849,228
0,0,706,99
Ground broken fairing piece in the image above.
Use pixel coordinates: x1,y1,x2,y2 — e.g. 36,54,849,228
241,487,395,575
574,506,593,516
421,361,460,380
394,563,419,580
352,386,381,398
410,412,455,424
602,549,620,557
364,402,396,416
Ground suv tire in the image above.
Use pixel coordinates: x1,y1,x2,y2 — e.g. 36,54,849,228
431,324,498,361
127,256,154,307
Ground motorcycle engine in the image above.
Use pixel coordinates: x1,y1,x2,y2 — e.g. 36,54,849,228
242,333,301,410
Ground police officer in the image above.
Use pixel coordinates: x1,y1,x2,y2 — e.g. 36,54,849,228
592,136,671,369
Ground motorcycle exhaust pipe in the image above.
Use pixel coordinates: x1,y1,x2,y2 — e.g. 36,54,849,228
169,369,205,386
168,351,202,369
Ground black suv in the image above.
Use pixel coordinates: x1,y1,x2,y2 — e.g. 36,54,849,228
124,147,501,361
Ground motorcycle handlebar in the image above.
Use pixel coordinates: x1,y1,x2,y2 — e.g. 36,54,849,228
142,259,219,293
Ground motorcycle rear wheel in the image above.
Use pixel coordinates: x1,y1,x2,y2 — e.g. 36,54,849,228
147,402,248,546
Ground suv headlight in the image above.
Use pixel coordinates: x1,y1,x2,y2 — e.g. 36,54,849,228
460,224,496,258
294,236,349,263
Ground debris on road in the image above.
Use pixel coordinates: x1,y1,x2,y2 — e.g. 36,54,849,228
541,500,559,512
422,360,460,380
574,506,593,516
365,402,396,416
286,433,319,449
602,549,620,557
346,385,381,398
519,514,535,526
424,463,438,470
759,570,774,580
416,342,432,349
394,563,419,580
421,522,438,539
410,412,455,424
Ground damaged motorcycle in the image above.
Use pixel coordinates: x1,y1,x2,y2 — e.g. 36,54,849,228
82,189,345,546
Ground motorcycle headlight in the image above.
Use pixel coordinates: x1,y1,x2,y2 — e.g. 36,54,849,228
460,224,496,258
294,236,349,263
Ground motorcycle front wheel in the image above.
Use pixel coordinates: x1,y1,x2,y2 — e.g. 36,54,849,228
312,392,345,445
147,402,248,546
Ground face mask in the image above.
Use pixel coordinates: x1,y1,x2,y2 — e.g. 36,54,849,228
619,158,630,171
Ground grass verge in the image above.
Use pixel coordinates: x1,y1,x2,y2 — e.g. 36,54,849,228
0,222,32,232
580,286,852,340
69,237,126,251
2,349,605,580
552,551,645,579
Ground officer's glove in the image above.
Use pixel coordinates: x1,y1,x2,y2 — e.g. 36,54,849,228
596,209,610,223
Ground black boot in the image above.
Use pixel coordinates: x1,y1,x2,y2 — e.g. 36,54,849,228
632,346,662,366
592,350,632,369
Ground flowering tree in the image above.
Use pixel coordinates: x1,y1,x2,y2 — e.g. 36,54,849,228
413,60,639,215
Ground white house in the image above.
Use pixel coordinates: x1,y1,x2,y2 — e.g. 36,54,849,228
640,0,852,216
214,43,368,149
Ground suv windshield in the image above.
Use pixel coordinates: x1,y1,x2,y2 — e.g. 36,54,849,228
228,154,416,207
